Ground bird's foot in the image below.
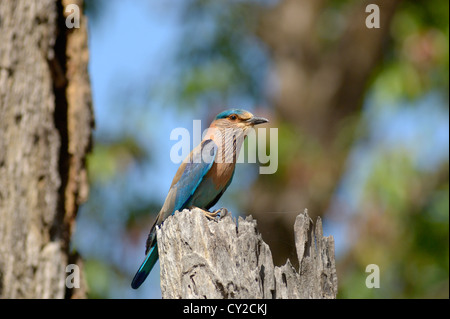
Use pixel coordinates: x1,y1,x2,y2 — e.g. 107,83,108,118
203,209,220,220
197,207,229,220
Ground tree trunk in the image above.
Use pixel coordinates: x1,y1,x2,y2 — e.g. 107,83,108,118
0,0,93,299
158,208,337,299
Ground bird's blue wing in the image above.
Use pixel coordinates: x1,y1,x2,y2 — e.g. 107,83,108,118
131,139,217,290
172,139,218,213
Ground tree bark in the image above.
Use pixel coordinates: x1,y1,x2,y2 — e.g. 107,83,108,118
0,0,92,298
158,208,337,299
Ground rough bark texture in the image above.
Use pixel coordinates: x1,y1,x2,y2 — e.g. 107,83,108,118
158,208,337,299
0,0,92,298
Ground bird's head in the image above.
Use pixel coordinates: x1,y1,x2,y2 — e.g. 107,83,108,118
205,109,269,157
210,109,268,131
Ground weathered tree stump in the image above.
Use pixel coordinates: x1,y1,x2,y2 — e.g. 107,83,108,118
157,208,337,299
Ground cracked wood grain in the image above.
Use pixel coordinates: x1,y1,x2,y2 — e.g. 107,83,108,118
157,208,337,299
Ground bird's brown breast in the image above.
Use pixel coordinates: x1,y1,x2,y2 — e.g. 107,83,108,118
207,161,235,190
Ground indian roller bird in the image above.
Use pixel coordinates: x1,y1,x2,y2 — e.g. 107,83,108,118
131,109,268,289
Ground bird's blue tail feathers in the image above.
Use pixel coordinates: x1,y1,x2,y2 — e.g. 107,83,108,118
131,243,159,289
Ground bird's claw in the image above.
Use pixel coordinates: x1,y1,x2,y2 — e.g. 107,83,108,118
203,210,219,220
201,207,229,221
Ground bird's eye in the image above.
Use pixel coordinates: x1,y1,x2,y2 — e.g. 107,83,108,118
229,115,237,121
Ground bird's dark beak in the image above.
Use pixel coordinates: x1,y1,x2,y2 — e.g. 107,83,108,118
248,116,269,126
